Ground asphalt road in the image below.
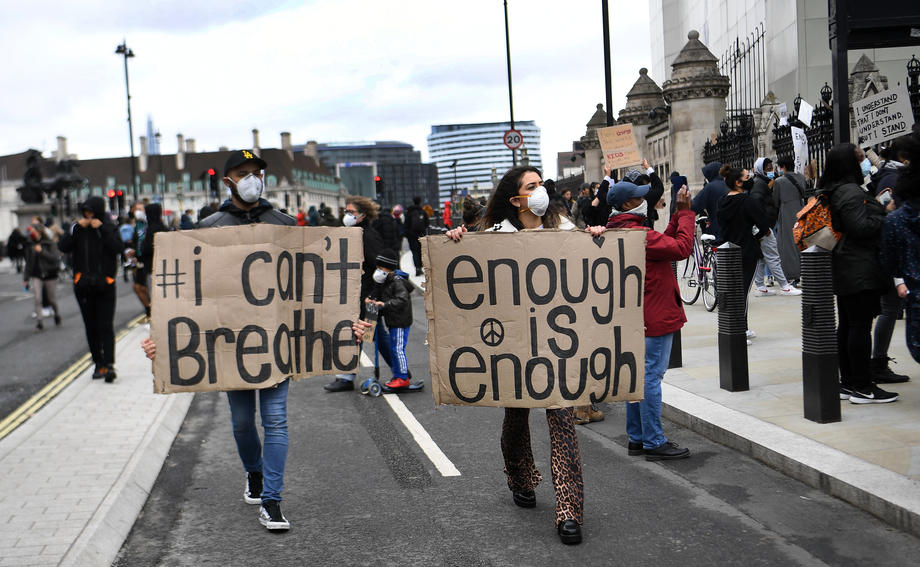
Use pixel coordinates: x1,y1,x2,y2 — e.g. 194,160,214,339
0,260,145,419
114,293,920,566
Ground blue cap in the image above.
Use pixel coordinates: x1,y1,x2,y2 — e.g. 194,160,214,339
607,181,650,209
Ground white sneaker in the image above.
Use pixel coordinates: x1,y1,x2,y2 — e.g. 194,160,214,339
745,329,756,339
746,339,752,346
754,288,773,296
259,500,291,531
781,286,802,296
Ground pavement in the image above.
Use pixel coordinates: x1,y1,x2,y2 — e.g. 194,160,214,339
1,252,919,566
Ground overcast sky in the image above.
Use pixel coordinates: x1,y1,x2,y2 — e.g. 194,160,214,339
1,0,651,179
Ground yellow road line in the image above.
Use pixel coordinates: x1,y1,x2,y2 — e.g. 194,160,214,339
0,314,147,441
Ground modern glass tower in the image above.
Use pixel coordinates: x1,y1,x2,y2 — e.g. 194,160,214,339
427,121,541,201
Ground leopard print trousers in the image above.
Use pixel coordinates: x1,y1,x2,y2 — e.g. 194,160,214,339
501,407,584,525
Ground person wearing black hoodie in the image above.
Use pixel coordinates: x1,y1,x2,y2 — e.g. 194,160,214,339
691,161,727,240
750,157,801,296
143,150,297,532
59,196,125,381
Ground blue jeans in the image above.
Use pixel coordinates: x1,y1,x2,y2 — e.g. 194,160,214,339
627,333,673,449
226,379,289,502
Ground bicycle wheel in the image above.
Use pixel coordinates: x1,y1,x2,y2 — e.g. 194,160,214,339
701,271,717,311
676,253,700,304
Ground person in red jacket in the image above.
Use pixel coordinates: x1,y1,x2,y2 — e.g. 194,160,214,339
605,179,694,460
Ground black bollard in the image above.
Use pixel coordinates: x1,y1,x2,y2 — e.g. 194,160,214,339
715,242,748,391
669,261,682,368
800,246,841,423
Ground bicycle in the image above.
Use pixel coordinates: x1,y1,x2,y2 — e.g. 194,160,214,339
675,215,718,311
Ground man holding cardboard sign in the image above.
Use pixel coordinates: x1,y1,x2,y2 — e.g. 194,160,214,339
142,149,300,532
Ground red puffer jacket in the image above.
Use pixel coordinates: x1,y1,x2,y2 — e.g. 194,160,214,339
606,209,695,337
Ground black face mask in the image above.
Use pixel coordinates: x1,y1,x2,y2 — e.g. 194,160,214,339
742,178,755,191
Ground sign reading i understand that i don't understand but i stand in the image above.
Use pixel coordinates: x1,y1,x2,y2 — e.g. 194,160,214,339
150,225,364,393
852,85,917,148
422,229,647,409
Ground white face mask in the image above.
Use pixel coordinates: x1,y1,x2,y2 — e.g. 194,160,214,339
231,173,263,203
521,186,549,217
343,213,359,227
372,269,388,284
134,211,146,223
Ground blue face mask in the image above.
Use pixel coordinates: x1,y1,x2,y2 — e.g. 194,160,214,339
860,158,872,177
766,171,775,180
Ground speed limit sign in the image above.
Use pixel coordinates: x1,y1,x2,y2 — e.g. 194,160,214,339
503,129,523,150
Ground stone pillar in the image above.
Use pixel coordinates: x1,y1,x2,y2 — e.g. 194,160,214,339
281,132,293,160
617,67,667,157
579,104,608,183
176,133,185,171
252,128,261,157
661,30,730,191
139,135,148,172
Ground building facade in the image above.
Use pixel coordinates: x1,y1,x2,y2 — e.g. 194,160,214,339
427,121,542,201
308,141,440,208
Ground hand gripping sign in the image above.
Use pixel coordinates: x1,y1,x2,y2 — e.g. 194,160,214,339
150,225,363,393
422,229,647,408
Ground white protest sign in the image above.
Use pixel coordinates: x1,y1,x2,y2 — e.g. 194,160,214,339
798,100,814,128
791,127,809,175
778,103,788,126
852,85,916,148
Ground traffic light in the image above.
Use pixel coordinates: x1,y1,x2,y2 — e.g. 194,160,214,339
107,189,117,211
116,189,125,211
374,175,384,201
208,168,219,197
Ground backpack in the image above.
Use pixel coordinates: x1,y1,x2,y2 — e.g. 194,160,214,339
792,194,841,251
407,208,427,235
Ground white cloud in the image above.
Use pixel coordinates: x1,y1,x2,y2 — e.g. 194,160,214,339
0,0,652,179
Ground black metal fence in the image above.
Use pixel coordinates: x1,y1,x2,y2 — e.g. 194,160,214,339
771,84,836,177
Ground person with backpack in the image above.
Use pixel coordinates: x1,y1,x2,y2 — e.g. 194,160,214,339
403,196,428,276
23,222,62,331
818,143,898,404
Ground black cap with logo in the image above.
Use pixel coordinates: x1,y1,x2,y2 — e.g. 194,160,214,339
224,149,267,174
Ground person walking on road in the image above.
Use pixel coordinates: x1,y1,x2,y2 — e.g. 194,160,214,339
23,222,62,331
818,143,899,404
143,149,297,531
59,196,125,382
445,165,607,545
324,196,384,392
605,179,695,461
403,196,429,276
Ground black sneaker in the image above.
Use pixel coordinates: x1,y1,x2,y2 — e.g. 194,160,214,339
259,500,290,531
102,367,117,383
644,442,690,461
849,385,898,404
244,471,263,505
627,441,644,456
839,386,853,400
323,378,354,392
92,366,104,379
871,357,911,384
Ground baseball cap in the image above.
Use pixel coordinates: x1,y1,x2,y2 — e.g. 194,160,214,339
623,168,643,183
224,149,267,174
607,180,650,209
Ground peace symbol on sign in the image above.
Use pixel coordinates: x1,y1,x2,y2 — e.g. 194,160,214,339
480,318,505,347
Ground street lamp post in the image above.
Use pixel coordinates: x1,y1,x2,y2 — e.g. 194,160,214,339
115,40,138,201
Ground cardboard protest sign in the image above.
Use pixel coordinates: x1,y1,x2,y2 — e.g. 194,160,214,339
853,85,916,148
422,229,647,409
150,225,363,394
597,124,643,169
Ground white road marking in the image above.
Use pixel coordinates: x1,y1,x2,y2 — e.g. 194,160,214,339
383,394,461,477
360,350,373,367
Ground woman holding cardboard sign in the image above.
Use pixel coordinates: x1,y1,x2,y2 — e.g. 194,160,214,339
445,166,606,545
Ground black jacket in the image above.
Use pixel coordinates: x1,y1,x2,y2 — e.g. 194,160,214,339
717,191,769,272
692,162,727,240
404,205,429,237
370,274,412,328
358,218,385,306
139,203,168,277
643,171,665,228
24,232,59,281
820,181,891,296
197,198,296,228
59,196,125,283
373,214,401,255
749,173,779,228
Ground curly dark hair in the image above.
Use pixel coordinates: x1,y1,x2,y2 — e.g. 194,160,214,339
475,166,561,230
894,133,920,202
